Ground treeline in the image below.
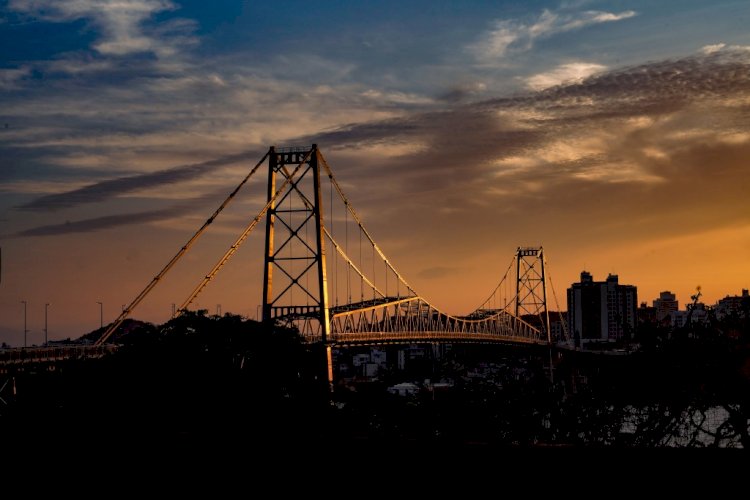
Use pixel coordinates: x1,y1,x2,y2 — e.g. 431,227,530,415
2,312,332,448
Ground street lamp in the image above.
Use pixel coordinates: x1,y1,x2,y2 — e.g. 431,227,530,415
96,301,103,329
44,303,50,346
21,300,28,348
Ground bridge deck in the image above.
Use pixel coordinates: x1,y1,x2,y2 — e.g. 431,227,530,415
0,345,119,368
304,331,548,346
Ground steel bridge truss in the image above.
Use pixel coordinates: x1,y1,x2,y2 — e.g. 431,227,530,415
281,296,543,345
261,145,549,347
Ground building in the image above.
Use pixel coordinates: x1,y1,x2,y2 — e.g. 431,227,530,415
637,302,657,325
653,291,678,321
671,303,710,328
714,289,749,319
548,311,568,343
567,271,637,346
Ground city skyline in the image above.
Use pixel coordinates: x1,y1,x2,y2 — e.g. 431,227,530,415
1,1,750,345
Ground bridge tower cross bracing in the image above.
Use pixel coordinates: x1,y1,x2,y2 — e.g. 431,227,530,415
262,145,331,343
515,246,551,344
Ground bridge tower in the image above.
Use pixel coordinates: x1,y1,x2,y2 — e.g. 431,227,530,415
515,247,551,344
262,145,334,385
262,145,330,346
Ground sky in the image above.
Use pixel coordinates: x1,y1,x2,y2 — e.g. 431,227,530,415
1,0,749,346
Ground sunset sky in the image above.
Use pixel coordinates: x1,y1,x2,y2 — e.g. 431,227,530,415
1,0,749,345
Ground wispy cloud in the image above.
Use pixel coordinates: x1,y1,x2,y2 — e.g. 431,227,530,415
13,207,188,237
700,43,750,55
287,49,750,249
8,0,194,58
0,66,31,90
470,8,637,62
11,186,229,237
524,62,607,90
14,149,264,211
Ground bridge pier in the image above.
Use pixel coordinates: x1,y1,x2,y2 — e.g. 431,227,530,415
326,345,334,390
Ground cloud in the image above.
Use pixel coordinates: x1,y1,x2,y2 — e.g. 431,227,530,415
7,0,193,58
13,208,185,237
5,30,750,275
530,49,750,105
15,149,264,211
700,43,750,56
284,49,750,253
436,82,488,103
14,48,746,221
559,10,637,31
0,66,31,90
701,43,727,55
524,62,607,90
11,186,229,237
470,8,637,62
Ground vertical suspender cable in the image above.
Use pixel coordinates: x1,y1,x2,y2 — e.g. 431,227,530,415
331,176,337,306
359,225,363,302
346,203,350,304
372,243,375,301
385,260,388,298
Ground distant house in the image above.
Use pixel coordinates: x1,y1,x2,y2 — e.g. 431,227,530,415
714,289,749,319
387,382,420,397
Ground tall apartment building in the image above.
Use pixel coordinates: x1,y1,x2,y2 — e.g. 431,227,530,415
567,271,637,345
653,291,678,321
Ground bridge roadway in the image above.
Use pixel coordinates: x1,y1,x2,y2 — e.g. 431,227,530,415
306,331,546,347
0,344,118,372
0,332,549,369
0,338,614,371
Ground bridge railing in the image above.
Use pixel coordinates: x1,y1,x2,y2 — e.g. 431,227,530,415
301,331,542,345
0,344,119,366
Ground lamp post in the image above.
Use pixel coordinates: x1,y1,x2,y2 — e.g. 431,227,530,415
44,303,50,346
21,300,28,348
97,301,103,329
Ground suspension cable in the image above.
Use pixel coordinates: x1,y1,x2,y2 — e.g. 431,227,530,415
469,254,516,314
94,150,270,346
319,153,417,296
545,257,569,341
177,159,308,313
324,229,384,299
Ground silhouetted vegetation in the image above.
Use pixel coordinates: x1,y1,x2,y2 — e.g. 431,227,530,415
2,312,331,450
2,306,748,454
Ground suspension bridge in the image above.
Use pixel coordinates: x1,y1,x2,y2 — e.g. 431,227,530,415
1,145,568,372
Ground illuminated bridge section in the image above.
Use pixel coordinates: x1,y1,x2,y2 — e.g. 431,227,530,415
292,296,544,346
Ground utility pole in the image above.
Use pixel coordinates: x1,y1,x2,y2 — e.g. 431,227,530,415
44,303,50,346
97,301,103,329
21,300,28,348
